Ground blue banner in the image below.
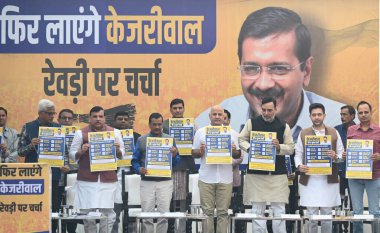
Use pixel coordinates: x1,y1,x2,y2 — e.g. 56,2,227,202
0,0,216,53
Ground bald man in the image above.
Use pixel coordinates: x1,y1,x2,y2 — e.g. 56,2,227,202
192,105,241,233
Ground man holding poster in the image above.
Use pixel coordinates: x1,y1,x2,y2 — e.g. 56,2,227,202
57,108,78,233
163,98,197,233
132,112,180,233
295,103,343,233
192,105,241,233
345,101,380,233
112,110,140,233
17,99,66,233
70,106,124,233
239,97,294,233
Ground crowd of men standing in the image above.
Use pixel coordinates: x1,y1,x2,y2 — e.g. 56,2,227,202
1,6,380,233
1,96,379,233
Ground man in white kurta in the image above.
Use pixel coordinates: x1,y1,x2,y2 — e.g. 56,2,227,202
69,106,124,233
295,103,343,233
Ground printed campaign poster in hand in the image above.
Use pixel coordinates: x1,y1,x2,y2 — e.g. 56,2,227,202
169,118,194,155
285,155,293,185
205,126,232,164
118,129,134,167
305,135,332,175
38,126,65,167
88,131,117,172
145,137,173,177
249,131,276,171
63,125,80,165
346,139,373,179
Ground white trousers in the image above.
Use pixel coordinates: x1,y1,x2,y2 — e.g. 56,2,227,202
82,208,116,233
306,207,332,233
251,202,286,233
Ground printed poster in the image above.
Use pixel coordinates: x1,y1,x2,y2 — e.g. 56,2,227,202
63,126,80,165
145,137,173,177
38,126,65,167
346,139,373,179
285,155,294,185
205,126,232,164
118,129,134,167
249,131,276,171
0,163,50,233
88,131,117,172
305,135,332,175
169,118,194,155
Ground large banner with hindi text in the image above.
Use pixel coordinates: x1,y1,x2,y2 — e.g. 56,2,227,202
0,0,378,137
0,163,50,233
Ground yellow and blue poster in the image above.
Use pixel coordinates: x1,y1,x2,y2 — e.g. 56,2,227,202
145,137,173,177
205,126,232,164
169,118,194,155
63,125,79,165
88,131,117,171
38,126,65,167
285,155,294,186
305,135,332,175
118,129,134,167
346,139,373,179
249,131,276,171
0,163,50,233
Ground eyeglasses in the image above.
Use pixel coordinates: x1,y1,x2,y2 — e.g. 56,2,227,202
43,111,56,116
239,61,305,79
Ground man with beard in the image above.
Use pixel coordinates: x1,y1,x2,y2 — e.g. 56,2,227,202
196,7,344,141
239,97,294,233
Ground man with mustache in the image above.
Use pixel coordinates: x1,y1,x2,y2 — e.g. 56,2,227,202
196,7,344,141
239,97,294,233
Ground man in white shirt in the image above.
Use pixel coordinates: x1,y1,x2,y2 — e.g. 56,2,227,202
192,105,241,233
295,103,343,233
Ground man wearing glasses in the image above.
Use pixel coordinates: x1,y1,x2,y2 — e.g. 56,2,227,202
57,108,77,233
18,99,64,233
196,7,344,142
